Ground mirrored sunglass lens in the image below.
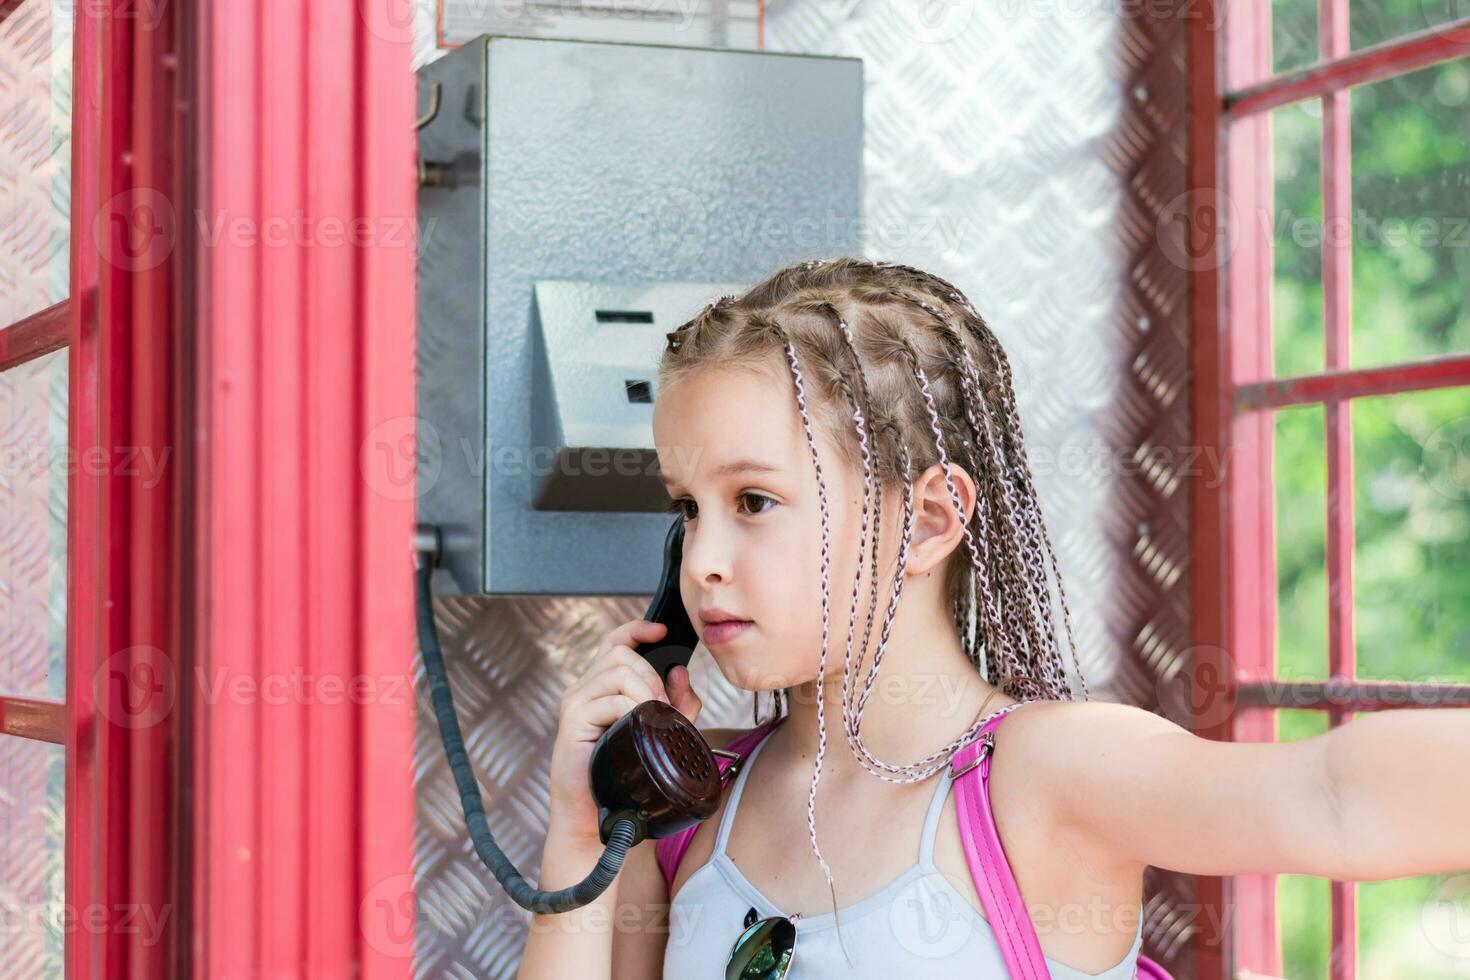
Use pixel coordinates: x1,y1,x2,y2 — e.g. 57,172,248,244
725,917,796,980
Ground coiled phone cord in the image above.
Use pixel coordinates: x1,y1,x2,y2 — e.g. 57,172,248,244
415,526,636,913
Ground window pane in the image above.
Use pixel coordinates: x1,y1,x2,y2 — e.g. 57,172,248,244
1276,405,1329,682
1353,387,1470,685
1273,98,1324,378
0,0,72,323
0,735,65,977
1361,872,1470,976
0,348,68,700
1351,58,1470,369
1277,709,1331,977
1273,0,1317,75
1349,1,1469,56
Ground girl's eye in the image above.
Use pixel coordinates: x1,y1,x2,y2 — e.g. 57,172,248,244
738,492,776,516
664,493,776,522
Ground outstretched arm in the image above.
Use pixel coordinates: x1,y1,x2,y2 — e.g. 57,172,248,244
1322,707,1470,879
1018,700,1470,880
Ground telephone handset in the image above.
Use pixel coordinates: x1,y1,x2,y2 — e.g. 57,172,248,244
414,517,727,914
630,515,700,682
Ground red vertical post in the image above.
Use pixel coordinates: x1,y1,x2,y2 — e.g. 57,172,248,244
66,1,185,976
1318,0,1358,975
1217,0,1280,975
192,0,419,976
1187,0,1238,977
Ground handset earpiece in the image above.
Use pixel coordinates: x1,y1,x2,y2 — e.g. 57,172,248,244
632,516,700,684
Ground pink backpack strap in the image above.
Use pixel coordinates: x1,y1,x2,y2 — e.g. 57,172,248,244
949,701,1049,978
655,716,784,894
952,700,1171,980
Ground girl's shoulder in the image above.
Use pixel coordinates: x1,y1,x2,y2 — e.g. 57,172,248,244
992,698,1171,866
995,697,1151,779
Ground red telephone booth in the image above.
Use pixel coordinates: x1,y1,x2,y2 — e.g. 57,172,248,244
0,0,417,976
2,0,1466,977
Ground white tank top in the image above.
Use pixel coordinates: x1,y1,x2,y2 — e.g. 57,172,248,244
663,728,1144,979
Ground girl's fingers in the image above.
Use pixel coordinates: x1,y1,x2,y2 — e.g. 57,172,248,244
601,618,667,656
668,664,702,725
565,693,642,742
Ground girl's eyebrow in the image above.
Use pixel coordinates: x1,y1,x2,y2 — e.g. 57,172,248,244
659,458,782,491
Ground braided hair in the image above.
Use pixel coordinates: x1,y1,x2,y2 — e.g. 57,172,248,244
658,256,1092,949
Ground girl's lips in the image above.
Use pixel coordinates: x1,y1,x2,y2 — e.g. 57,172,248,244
702,619,752,645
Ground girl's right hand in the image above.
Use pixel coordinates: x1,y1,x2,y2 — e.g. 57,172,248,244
546,619,704,847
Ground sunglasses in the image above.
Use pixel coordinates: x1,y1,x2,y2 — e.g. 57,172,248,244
725,905,801,980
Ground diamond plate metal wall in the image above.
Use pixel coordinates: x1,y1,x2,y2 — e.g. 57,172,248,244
409,3,1197,977
1,2,72,974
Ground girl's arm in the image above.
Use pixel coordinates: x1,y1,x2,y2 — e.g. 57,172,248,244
1016,700,1470,880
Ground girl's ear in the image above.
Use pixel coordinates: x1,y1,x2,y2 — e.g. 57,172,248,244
904,461,978,577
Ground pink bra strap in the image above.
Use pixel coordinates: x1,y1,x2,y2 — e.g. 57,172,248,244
949,701,1051,979
655,716,784,894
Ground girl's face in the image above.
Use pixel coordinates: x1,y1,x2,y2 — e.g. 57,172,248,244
652,363,909,693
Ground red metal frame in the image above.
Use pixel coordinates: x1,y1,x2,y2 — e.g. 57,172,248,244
1236,352,1470,409
1227,16,1470,116
0,695,67,744
1185,0,1234,976
1318,2,1357,972
0,300,68,371
434,0,769,49
64,0,186,976
191,0,418,976
1193,1,1470,977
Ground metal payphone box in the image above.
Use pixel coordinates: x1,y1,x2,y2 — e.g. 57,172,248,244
416,34,862,596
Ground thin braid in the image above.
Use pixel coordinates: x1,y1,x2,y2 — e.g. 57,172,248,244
869,266,1091,702
972,324,1092,701
772,329,853,967
889,261,1092,699
897,292,1067,699
808,306,889,750
887,296,1014,691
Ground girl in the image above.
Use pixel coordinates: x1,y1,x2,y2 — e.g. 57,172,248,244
518,257,1469,979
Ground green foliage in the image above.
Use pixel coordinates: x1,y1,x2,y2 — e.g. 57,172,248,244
1262,30,1470,976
